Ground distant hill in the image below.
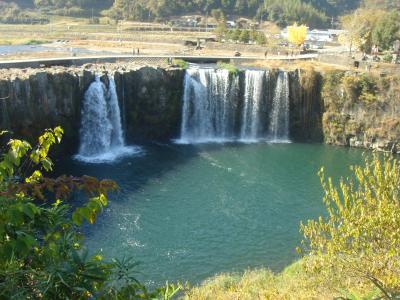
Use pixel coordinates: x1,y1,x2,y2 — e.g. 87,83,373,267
1,0,398,26
7,0,34,8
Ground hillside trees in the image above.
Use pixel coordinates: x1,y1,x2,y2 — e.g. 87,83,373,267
371,11,400,51
104,0,331,25
340,9,400,53
0,2,47,24
257,0,328,28
362,0,400,11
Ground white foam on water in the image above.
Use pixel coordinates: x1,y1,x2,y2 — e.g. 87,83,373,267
74,145,143,164
76,75,142,164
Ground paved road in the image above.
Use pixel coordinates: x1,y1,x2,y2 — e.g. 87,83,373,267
0,54,319,69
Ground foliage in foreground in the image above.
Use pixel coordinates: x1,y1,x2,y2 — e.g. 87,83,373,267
300,155,400,298
0,128,180,299
187,155,400,299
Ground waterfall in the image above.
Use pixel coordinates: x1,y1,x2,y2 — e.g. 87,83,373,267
178,65,291,144
75,75,140,163
269,72,290,142
240,70,265,141
179,67,238,143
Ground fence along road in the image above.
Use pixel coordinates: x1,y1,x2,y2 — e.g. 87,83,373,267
0,54,318,69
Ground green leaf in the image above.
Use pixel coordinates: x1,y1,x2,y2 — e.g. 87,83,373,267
72,210,83,226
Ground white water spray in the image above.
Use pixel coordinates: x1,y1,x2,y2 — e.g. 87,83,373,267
75,75,140,163
269,72,290,142
179,67,238,143
240,70,265,142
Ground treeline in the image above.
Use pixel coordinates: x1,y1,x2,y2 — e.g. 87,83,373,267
104,0,332,27
256,0,329,28
0,0,350,25
100,0,397,28
0,2,48,24
0,0,113,19
2,0,399,28
340,8,400,52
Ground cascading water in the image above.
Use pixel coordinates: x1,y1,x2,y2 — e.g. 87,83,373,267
75,75,140,163
240,70,265,141
179,66,238,143
178,65,291,144
269,72,290,142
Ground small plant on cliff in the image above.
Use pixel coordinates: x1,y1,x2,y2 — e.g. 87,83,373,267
322,71,346,110
342,74,378,105
217,62,239,77
300,155,400,299
172,59,189,69
0,128,180,299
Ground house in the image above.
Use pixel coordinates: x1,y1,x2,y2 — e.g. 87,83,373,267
226,21,236,28
281,27,346,43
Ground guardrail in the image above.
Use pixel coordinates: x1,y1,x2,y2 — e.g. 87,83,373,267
0,54,319,69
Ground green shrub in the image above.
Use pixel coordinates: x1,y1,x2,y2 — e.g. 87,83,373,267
255,32,267,45
24,39,49,45
383,53,393,63
239,30,250,44
172,59,189,69
300,155,400,297
217,62,239,76
0,128,180,299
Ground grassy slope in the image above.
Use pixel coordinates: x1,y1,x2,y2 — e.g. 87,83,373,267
184,259,378,300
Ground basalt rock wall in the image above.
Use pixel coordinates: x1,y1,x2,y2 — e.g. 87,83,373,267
0,66,185,154
322,71,400,153
3,64,396,155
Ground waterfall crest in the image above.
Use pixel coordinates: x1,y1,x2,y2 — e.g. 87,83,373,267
178,65,291,144
75,75,140,163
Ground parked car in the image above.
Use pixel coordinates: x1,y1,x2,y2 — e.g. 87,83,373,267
278,41,289,47
311,43,324,49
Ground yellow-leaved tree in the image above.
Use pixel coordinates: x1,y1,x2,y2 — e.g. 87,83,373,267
300,155,400,298
287,23,308,47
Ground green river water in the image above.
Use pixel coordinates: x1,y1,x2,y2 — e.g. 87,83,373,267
58,142,366,286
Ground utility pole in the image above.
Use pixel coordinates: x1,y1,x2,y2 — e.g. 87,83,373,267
205,11,208,33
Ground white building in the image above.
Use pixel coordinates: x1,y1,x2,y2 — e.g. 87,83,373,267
281,27,345,43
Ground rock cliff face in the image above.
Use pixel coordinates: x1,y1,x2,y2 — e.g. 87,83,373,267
289,68,324,142
0,70,92,154
0,65,185,154
114,67,185,142
322,71,400,153
0,64,397,154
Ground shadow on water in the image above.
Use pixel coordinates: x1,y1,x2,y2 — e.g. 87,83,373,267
54,141,200,203
52,141,369,287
